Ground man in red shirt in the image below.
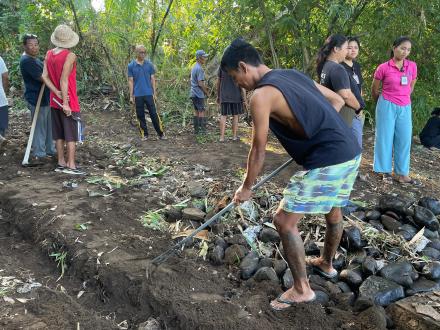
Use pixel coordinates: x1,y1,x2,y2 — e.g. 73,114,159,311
42,24,85,175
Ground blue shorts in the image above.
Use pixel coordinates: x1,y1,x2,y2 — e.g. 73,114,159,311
191,97,206,112
281,155,361,214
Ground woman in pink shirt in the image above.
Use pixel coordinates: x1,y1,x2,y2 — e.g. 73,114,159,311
371,36,418,184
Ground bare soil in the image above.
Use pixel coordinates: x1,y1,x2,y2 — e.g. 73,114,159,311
0,106,439,329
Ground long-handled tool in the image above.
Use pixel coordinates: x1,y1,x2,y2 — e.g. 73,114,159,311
22,84,45,167
150,158,294,266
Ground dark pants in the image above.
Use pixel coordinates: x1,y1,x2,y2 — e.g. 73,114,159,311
421,135,440,149
135,95,163,137
0,105,8,136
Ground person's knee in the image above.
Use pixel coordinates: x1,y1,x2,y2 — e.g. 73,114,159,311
273,210,300,233
325,207,342,224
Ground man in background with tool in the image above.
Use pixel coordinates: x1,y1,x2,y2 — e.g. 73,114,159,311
221,38,361,310
42,24,85,175
20,34,56,160
128,45,165,141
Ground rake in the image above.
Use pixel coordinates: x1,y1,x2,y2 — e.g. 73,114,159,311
150,157,294,266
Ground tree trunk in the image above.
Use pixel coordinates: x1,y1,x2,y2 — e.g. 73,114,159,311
66,0,83,40
151,0,174,61
259,0,279,68
150,0,157,53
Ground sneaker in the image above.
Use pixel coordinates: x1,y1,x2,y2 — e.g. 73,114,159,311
55,165,66,172
142,136,149,141
159,134,167,140
62,167,86,175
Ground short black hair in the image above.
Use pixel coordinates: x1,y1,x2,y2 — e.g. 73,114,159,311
221,38,263,71
347,36,360,48
431,107,440,116
22,33,38,46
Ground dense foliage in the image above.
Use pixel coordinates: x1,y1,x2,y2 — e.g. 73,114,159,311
1,0,439,132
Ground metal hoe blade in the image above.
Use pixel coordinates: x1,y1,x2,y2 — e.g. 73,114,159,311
151,158,294,265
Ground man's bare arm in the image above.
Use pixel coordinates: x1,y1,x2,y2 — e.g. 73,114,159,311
60,52,76,113
314,82,344,112
41,60,62,98
198,80,209,97
2,72,9,94
151,74,157,97
128,77,134,100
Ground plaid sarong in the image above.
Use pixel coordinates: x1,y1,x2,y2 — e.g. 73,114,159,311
281,155,361,214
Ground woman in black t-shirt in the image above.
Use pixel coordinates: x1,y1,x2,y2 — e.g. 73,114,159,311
342,37,365,148
316,34,362,128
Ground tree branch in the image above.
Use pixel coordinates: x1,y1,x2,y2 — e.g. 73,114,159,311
151,0,174,60
67,0,83,40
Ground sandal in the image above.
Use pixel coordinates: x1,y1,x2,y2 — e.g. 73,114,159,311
305,257,338,279
395,178,422,186
54,164,66,172
380,173,393,183
310,265,338,279
270,293,316,311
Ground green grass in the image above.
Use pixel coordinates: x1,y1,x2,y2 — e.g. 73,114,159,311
0,288,9,297
74,222,91,231
140,210,167,231
50,250,68,281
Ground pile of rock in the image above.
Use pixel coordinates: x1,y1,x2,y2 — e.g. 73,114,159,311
205,194,440,310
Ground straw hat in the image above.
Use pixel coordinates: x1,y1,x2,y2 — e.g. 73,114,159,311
50,24,79,49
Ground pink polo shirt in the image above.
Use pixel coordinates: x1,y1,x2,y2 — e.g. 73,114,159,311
373,59,417,106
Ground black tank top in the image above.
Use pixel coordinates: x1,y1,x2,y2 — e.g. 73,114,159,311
256,69,361,169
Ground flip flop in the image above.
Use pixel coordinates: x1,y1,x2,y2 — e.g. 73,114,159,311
394,178,423,186
305,258,338,279
311,265,338,279
380,173,393,183
54,165,66,172
270,293,316,311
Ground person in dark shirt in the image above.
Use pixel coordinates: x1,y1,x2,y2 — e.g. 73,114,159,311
317,34,363,128
419,108,440,150
341,37,365,148
216,67,246,142
221,38,361,310
20,33,56,158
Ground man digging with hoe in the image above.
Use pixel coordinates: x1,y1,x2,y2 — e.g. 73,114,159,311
221,39,361,310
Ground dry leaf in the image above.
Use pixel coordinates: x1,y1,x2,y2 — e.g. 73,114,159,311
172,229,209,241
408,227,425,246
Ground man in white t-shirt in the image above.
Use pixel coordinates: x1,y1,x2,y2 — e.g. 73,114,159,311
0,56,9,145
